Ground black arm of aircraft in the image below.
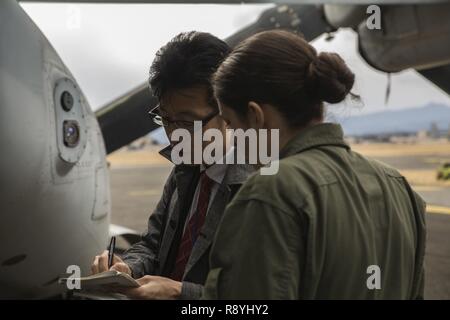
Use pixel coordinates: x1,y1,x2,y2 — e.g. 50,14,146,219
95,84,158,154
96,4,332,154
418,64,450,96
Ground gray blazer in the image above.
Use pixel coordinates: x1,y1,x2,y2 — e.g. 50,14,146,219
122,162,254,299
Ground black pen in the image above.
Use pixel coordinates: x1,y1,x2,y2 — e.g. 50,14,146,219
107,236,116,269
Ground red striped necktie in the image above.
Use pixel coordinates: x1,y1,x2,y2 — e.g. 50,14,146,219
170,171,214,281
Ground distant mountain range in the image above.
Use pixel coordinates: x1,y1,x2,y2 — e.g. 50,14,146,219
330,103,450,136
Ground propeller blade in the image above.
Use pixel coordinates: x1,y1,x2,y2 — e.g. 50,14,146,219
418,64,450,96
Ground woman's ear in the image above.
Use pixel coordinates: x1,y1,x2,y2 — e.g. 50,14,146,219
247,101,265,129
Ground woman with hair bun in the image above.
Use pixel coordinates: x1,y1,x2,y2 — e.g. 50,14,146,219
203,30,426,300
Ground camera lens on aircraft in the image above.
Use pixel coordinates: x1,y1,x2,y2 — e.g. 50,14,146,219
63,120,80,147
61,91,74,111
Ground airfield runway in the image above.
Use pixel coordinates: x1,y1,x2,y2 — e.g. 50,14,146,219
108,143,450,300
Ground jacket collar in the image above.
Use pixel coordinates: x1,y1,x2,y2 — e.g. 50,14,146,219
280,123,350,159
171,162,254,192
160,144,254,187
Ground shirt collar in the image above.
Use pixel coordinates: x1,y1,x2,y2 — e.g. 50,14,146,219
280,123,350,159
200,146,235,184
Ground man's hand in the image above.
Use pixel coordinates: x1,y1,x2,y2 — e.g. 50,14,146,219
121,275,182,300
91,250,132,276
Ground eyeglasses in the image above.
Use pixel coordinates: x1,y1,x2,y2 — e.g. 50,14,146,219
149,104,219,131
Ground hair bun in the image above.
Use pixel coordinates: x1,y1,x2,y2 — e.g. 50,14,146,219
307,52,355,104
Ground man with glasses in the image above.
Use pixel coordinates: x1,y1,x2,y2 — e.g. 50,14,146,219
91,31,253,299
150,103,219,132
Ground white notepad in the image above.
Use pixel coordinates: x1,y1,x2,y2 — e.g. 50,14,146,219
59,270,140,290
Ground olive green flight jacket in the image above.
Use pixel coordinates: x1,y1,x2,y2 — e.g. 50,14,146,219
203,123,426,299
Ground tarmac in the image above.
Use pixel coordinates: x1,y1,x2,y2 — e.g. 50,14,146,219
109,146,450,299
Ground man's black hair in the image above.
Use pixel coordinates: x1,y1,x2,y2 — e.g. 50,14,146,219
149,31,230,108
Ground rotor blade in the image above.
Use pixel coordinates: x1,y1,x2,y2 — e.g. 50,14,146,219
418,64,450,96
96,4,332,154
95,83,159,154
227,4,332,47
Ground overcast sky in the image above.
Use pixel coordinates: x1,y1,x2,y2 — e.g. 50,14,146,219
21,3,450,117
